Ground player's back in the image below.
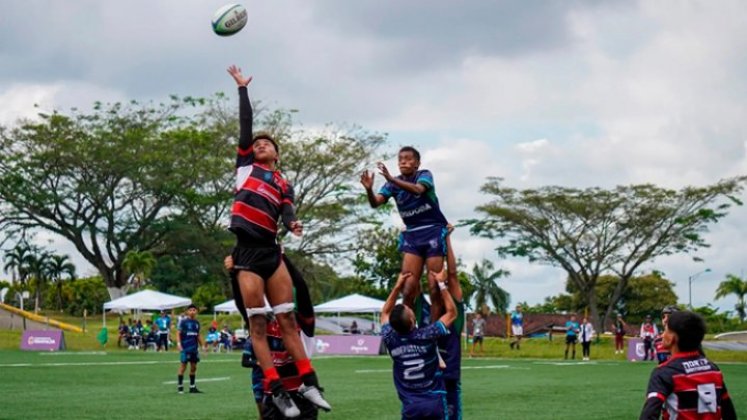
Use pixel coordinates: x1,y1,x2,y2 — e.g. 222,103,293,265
382,322,448,399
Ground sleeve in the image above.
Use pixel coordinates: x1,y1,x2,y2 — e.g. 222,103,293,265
236,86,255,168
640,368,670,420
381,324,394,346
416,170,434,190
378,181,394,199
413,321,450,340
280,181,297,230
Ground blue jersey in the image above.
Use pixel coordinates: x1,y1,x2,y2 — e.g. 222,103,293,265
379,170,448,230
156,316,170,332
382,321,449,403
179,318,200,352
565,321,579,337
438,301,464,381
511,311,523,326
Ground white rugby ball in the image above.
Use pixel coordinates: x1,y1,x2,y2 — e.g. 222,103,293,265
212,4,248,36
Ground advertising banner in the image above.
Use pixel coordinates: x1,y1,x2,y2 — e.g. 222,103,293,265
20,330,66,351
312,335,383,356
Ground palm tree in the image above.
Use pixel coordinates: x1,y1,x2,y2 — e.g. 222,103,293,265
27,249,52,313
3,242,33,286
47,255,77,311
123,250,157,290
468,259,511,315
715,275,747,322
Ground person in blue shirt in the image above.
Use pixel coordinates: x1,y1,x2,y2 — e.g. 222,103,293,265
361,146,450,321
155,310,171,352
177,304,204,394
381,267,457,419
509,305,524,350
564,314,580,360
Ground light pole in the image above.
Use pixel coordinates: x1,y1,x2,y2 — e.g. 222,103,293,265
688,268,712,309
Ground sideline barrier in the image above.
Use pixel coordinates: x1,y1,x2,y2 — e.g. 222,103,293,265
20,330,66,351
0,302,84,333
312,335,383,356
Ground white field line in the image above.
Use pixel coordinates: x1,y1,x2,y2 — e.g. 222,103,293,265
356,365,513,374
0,358,238,368
38,351,108,356
162,377,231,385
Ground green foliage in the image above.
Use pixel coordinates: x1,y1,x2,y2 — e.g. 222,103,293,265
62,276,109,316
467,259,510,315
693,304,747,334
352,226,402,293
122,250,156,290
191,282,226,312
467,177,746,329
715,274,747,322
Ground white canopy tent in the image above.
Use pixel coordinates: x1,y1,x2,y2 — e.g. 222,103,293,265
314,293,386,333
213,299,271,319
102,290,192,327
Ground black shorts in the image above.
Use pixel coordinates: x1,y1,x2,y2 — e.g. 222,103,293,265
232,245,282,281
473,335,484,344
566,335,577,345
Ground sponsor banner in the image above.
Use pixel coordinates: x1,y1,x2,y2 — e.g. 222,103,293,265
628,338,649,362
20,330,66,351
313,335,383,356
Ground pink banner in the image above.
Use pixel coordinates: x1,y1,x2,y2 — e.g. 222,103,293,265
312,335,383,356
627,337,657,362
20,330,66,351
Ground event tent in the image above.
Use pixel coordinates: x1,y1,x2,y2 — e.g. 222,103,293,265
102,290,191,327
313,293,385,313
213,299,272,314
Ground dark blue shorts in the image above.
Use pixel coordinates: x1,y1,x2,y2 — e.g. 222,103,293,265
399,225,448,259
180,350,200,364
444,379,462,420
401,393,447,420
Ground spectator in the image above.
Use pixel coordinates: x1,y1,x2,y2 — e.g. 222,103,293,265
470,313,486,357
205,327,220,352
640,315,658,362
155,310,171,352
579,316,595,361
117,320,130,348
350,321,360,335
509,305,524,350
564,315,580,360
219,324,233,352
612,314,627,354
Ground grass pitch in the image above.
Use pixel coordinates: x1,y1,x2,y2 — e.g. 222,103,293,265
0,349,745,419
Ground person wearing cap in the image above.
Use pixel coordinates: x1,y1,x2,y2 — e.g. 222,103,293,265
654,306,677,364
225,65,330,417
640,314,659,362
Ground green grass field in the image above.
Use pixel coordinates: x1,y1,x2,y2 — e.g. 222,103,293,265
0,349,745,419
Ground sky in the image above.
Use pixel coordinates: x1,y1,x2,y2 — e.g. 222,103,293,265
1,1,746,312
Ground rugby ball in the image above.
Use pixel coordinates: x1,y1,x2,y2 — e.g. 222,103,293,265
212,4,248,36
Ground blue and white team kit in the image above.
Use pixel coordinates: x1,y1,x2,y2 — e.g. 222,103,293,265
379,170,449,259
179,318,201,363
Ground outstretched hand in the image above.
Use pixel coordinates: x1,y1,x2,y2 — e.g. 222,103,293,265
377,162,394,181
360,170,375,190
227,65,253,86
433,266,448,284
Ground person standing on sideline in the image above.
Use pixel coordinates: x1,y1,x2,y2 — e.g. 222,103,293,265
509,305,524,350
579,316,595,361
564,315,580,360
470,313,486,357
654,306,677,364
381,269,456,420
155,310,171,352
639,311,737,420
226,65,330,416
640,315,658,362
177,304,203,394
612,314,627,354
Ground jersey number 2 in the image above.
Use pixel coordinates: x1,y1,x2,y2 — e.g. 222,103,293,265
403,359,425,381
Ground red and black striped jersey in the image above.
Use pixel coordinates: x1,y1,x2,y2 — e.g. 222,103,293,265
229,86,296,245
640,351,736,420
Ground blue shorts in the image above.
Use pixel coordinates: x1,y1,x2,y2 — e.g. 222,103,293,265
180,350,200,364
399,225,448,259
401,393,447,420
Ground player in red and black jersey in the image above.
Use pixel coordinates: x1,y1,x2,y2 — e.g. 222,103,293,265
639,311,737,420
226,65,330,417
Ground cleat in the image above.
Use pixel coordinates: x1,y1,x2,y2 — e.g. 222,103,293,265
177,387,184,394
299,384,331,412
189,388,203,394
269,380,300,418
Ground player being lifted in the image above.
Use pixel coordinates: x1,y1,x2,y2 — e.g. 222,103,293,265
381,267,457,420
361,147,449,319
226,65,330,417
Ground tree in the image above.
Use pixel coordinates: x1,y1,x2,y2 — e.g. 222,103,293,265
122,250,157,290
715,274,747,322
468,259,510,315
47,254,76,311
2,241,33,286
468,177,746,330
0,98,229,299
352,226,402,294
26,249,52,313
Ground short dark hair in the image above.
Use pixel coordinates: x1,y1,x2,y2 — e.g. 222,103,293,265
667,311,706,352
253,131,279,153
187,304,197,310
399,146,420,161
389,304,412,334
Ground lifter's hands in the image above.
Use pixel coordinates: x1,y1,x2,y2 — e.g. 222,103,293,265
289,220,303,237
227,65,253,86
395,272,413,289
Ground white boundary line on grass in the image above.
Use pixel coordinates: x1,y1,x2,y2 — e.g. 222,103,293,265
0,358,238,368
356,365,513,374
162,377,232,385
38,351,108,356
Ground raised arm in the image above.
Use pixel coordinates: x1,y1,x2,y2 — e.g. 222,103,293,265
227,65,254,151
360,170,387,208
377,162,426,195
435,267,457,328
444,228,462,300
381,272,411,324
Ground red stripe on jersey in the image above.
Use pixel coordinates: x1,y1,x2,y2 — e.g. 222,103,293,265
237,145,253,156
672,371,724,392
241,176,282,205
232,202,277,233
282,198,293,206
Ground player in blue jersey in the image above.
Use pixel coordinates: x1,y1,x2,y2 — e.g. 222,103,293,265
381,266,457,420
176,304,203,394
439,233,464,420
361,146,449,320
564,315,580,360
155,310,171,352
509,305,524,350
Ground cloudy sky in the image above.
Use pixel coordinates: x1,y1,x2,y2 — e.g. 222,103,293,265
1,1,746,312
